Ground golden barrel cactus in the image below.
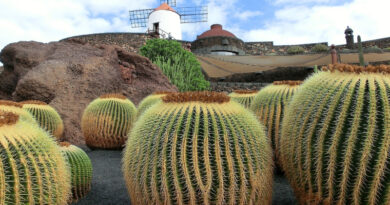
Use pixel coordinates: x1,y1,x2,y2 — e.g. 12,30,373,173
21,100,64,140
82,93,137,149
250,81,301,156
0,110,71,204
136,91,173,118
123,91,273,205
59,142,93,202
280,64,390,204
228,90,258,108
0,100,37,124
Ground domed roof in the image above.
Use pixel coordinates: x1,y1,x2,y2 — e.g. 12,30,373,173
154,2,176,12
197,24,236,39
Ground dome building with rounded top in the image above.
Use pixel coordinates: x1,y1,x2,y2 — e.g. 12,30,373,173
191,24,246,55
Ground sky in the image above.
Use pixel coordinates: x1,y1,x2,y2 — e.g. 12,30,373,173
0,0,389,56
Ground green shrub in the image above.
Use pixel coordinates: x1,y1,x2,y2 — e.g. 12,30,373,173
385,47,390,52
287,46,305,54
364,45,383,53
311,44,329,53
140,39,210,91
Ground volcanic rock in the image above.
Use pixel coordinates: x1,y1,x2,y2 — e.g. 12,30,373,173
0,41,177,144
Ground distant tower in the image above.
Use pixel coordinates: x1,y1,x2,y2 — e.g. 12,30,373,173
345,26,354,49
148,3,182,40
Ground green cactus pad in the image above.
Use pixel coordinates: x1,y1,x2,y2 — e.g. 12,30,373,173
228,90,258,108
123,91,274,204
280,64,390,204
82,93,137,149
21,100,64,140
0,110,71,204
59,142,93,202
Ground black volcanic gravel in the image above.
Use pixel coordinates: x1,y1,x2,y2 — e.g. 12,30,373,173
73,149,297,205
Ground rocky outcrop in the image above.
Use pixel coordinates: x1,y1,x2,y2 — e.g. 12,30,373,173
0,41,177,144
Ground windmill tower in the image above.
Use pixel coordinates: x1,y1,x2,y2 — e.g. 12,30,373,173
129,0,208,40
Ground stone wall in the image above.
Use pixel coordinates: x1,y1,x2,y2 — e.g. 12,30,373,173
336,36,390,50
244,41,329,55
210,82,269,92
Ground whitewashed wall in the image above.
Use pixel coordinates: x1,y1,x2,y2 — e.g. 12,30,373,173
148,10,182,40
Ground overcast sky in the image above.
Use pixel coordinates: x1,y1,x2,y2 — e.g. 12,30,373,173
0,0,389,54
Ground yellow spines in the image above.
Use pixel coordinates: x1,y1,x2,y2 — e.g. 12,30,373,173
136,92,172,118
21,100,64,140
228,89,258,108
250,81,301,159
59,142,93,202
82,93,137,149
0,110,71,205
123,91,274,205
0,100,37,124
280,65,390,205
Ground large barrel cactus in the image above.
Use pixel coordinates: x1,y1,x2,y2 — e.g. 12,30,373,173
123,91,273,205
82,93,137,149
0,110,71,204
228,90,258,108
0,100,37,124
250,81,301,156
137,91,173,118
21,100,64,140
59,142,93,202
280,64,390,204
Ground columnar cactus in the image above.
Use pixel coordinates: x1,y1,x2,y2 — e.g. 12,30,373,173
0,110,71,204
123,91,273,205
59,142,93,202
137,91,173,118
228,89,258,108
82,93,137,149
280,64,390,204
250,81,301,156
21,100,64,140
0,100,37,124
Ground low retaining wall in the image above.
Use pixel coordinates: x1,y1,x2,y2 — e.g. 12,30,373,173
210,82,269,92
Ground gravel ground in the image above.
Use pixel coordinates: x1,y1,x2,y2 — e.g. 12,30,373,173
73,150,297,205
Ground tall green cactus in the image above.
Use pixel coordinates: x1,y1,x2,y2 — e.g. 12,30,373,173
82,93,137,149
137,91,173,118
228,90,258,108
250,81,301,158
358,35,365,66
0,100,37,124
280,63,390,204
21,100,64,141
123,91,274,205
59,142,93,202
0,110,71,204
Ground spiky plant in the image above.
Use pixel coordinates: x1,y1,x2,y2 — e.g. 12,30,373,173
0,110,71,204
21,100,64,140
137,91,173,118
0,100,37,124
59,142,93,202
123,91,274,205
228,90,258,108
82,93,137,149
250,81,301,157
280,63,390,205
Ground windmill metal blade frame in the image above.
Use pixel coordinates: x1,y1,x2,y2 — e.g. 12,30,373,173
177,6,208,23
129,9,154,28
161,0,176,7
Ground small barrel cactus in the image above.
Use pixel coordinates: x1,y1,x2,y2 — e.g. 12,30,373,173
21,100,64,140
0,110,71,204
137,91,173,118
228,89,258,108
250,81,301,157
0,100,37,124
82,93,137,149
280,64,390,204
123,91,273,205
59,142,93,202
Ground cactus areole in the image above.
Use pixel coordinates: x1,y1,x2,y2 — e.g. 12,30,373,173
0,111,71,204
280,64,390,204
123,91,274,205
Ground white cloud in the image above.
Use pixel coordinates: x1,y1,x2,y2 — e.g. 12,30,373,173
234,11,263,21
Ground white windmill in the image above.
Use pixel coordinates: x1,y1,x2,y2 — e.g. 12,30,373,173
129,0,208,40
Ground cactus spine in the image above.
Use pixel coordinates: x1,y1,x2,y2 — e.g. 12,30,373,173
21,100,64,140
228,90,258,108
0,111,71,204
358,35,365,66
250,81,301,157
0,100,37,124
280,64,390,204
123,92,274,205
59,142,93,202
137,92,172,118
82,93,137,149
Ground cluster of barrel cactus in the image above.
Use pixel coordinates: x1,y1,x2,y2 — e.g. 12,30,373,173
123,91,274,204
228,89,258,108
